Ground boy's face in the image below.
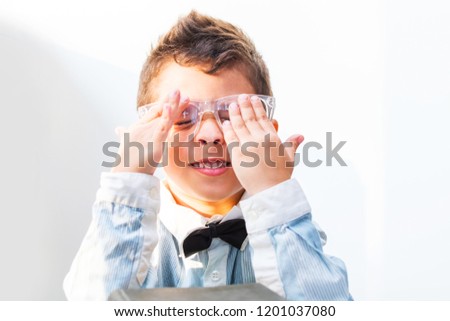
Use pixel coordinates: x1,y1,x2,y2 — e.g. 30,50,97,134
153,61,256,202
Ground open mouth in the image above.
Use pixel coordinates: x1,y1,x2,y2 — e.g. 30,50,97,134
188,159,232,169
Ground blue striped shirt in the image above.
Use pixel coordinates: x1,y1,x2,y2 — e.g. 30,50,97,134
63,172,352,300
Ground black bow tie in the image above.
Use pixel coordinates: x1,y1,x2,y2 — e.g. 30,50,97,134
182,219,248,258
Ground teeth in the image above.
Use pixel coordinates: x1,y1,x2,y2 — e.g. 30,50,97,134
192,161,227,169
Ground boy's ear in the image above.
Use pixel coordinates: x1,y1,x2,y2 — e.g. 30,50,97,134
271,119,279,132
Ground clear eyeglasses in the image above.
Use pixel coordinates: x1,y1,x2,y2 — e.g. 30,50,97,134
137,94,276,135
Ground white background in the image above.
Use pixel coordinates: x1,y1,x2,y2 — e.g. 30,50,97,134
0,0,449,300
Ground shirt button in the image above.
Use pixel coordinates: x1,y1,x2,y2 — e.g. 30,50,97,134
211,271,220,282
150,187,158,199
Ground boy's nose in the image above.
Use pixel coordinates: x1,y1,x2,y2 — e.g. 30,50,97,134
194,114,225,145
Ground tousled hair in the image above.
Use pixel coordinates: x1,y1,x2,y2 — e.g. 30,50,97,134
137,10,272,106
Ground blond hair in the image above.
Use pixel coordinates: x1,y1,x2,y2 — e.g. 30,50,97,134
137,10,272,106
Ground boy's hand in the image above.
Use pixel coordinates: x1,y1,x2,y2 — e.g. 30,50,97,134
222,94,304,195
112,90,189,175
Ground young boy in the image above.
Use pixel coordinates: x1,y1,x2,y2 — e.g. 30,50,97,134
64,11,352,300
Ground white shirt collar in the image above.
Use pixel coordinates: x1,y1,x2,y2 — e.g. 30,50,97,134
158,179,245,250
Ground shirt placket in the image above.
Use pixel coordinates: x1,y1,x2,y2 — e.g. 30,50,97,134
203,238,229,287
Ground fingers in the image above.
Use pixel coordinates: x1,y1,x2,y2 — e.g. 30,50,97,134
229,94,277,141
173,94,190,120
139,104,163,123
151,89,190,142
139,90,190,125
237,94,264,134
250,95,277,133
167,90,181,121
283,134,304,158
222,120,239,146
152,103,174,144
228,102,250,139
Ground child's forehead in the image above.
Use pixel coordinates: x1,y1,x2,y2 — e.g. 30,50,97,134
152,61,255,102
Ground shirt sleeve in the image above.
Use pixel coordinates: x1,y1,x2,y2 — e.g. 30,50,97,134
63,172,160,300
239,178,352,300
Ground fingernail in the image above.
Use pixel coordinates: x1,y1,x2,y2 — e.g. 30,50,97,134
170,89,179,99
164,103,171,114
238,94,249,102
180,95,190,104
229,102,239,111
250,95,259,102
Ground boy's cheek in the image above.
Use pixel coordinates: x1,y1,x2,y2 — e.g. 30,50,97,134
166,146,190,168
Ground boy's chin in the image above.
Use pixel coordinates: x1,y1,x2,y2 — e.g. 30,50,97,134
168,176,244,202
189,184,244,202
164,165,244,202
189,174,244,202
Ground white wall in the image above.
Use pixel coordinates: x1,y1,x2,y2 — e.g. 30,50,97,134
0,0,449,300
